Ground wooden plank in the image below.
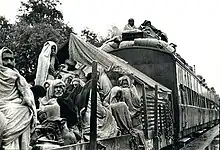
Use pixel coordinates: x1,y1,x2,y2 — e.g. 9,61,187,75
89,61,98,150
153,85,159,150
142,84,149,139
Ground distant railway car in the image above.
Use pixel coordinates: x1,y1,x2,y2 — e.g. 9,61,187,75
110,32,220,144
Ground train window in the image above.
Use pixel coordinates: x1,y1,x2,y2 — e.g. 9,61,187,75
206,100,209,108
201,97,205,108
192,91,196,106
209,100,211,108
177,67,181,83
195,93,198,106
197,93,200,106
204,98,207,108
184,71,187,86
195,80,198,93
198,95,201,107
187,87,192,105
188,73,192,89
180,84,187,104
207,100,210,108
191,91,194,106
209,100,212,109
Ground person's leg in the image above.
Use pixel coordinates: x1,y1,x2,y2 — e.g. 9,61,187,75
0,111,7,148
20,126,31,150
3,139,20,150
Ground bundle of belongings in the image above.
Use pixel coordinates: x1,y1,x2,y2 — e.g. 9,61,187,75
100,19,173,53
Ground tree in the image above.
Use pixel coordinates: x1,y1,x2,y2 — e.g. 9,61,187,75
0,0,73,77
81,28,105,47
0,16,12,48
18,0,63,26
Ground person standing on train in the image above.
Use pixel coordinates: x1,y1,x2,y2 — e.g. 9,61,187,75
0,47,37,150
118,75,143,130
35,41,58,86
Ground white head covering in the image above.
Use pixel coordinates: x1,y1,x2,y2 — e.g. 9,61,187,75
104,86,122,104
35,41,57,86
71,78,85,87
44,79,65,100
0,47,14,69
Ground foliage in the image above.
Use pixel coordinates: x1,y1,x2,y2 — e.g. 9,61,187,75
0,16,12,48
81,28,105,47
4,22,69,74
0,0,73,77
18,0,63,26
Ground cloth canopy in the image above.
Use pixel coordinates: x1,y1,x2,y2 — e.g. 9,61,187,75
68,33,171,92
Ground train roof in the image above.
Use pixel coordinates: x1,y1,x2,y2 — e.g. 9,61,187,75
67,33,171,93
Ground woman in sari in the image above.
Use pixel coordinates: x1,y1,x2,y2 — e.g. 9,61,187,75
118,75,143,130
104,86,134,135
35,41,58,86
75,80,118,141
98,67,113,100
57,78,85,128
0,47,37,150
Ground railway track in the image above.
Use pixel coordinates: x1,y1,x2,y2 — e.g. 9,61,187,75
180,124,219,150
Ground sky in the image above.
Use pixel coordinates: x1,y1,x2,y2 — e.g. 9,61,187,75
0,0,220,94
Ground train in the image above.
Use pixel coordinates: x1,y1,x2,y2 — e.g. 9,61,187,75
110,32,220,148
55,32,219,150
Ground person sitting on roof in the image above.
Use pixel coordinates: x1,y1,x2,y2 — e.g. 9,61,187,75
156,30,168,42
138,20,159,39
124,18,137,31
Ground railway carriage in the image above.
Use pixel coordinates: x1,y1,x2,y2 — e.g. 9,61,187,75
110,32,220,144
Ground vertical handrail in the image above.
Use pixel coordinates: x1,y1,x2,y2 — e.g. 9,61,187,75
142,84,149,139
159,104,163,134
153,85,159,150
89,61,98,150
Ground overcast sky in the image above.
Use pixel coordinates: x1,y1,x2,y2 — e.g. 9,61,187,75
0,0,220,93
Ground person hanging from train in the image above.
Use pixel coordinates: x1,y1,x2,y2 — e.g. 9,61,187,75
35,41,58,86
57,77,85,140
97,67,113,100
0,47,37,150
118,75,143,130
74,73,118,141
103,86,135,135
